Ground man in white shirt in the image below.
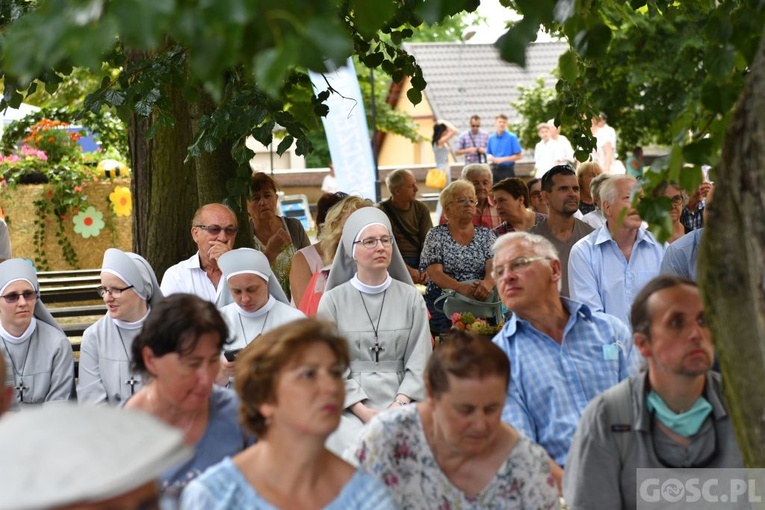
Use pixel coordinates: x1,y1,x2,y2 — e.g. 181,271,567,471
160,203,237,302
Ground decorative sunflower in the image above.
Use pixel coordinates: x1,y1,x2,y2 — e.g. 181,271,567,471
109,186,132,217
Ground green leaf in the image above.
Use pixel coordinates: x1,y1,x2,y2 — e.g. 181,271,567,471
406,87,422,105
276,135,294,155
679,165,703,194
573,23,612,59
303,18,353,68
553,0,576,24
558,50,579,81
682,139,714,166
349,0,396,38
363,52,385,68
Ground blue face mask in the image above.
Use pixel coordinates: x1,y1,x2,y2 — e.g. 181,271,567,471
646,391,713,437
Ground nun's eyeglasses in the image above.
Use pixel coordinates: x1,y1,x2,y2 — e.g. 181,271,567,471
354,236,394,249
1,290,38,303
97,285,135,297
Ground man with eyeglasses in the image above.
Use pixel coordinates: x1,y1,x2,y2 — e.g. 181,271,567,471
455,115,489,164
160,203,238,303
491,232,638,486
564,276,743,509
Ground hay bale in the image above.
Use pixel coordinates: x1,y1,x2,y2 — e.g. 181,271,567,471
1,179,133,270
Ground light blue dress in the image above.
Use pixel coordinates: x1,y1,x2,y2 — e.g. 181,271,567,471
180,457,396,509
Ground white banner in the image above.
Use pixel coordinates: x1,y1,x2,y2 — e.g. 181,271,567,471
309,59,377,201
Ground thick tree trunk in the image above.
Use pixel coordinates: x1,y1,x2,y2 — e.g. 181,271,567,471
700,29,765,466
188,93,252,248
129,83,198,281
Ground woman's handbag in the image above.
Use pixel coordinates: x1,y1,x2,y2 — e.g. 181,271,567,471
425,168,447,190
433,280,504,324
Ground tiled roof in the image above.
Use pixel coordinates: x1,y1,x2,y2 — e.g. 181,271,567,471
403,41,567,133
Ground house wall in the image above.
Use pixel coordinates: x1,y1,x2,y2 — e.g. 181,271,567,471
377,78,456,168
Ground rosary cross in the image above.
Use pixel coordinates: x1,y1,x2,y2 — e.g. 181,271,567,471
15,381,29,403
369,341,384,363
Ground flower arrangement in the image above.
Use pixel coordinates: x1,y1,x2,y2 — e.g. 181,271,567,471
450,312,504,336
23,119,83,164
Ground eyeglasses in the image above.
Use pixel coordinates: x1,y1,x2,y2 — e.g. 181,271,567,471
669,194,684,206
0,290,38,304
452,198,478,207
97,285,135,298
493,256,550,279
354,236,394,250
194,224,238,237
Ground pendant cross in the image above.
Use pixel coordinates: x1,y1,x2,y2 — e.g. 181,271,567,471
125,376,140,395
15,381,28,403
369,341,384,363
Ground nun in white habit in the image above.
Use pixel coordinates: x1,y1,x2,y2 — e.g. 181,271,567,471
0,258,74,409
317,207,432,456
215,248,305,385
77,249,163,405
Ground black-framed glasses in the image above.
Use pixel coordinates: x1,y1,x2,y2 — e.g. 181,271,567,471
669,194,684,206
194,224,238,237
493,256,550,279
0,290,38,304
353,236,394,250
97,285,135,298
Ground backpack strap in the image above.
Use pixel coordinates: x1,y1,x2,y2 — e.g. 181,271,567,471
601,378,634,465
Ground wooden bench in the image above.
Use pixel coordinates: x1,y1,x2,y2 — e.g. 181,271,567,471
38,269,106,377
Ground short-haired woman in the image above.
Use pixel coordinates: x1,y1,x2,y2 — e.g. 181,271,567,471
354,331,560,509
181,319,395,509
247,171,310,299
125,294,250,495
491,177,546,235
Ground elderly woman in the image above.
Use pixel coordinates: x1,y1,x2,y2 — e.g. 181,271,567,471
247,172,310,300
181,319,395,509
577,161,603,215
582,173,611,229
0,258,74,408
318,207,432,456
289,191,348,306
293,196,373,316
78,249,163,405
492,177,546,235
420,180,497,335
215,248,305,385
354,331,560,509
462,163,501,228
658,181,689,244
125,294,250,495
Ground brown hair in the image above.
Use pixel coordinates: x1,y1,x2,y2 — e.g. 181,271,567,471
249,172,279,197
235,319,350,436
426,330,510,399
131,294,230,374
492,177,530,208
631,275,697,338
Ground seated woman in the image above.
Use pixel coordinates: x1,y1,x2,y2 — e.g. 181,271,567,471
292,196,373,316
657,181,690,244
491,177,546,235
462,164,501,229
247,172,310,300
78,248,163,405
215,248,305,385
576,161,603,215
420,180,497,335
181,319,395,509
289,191,348,306
125,294,251,495
318,207,432,456
354,331,560,509
0,258,74,408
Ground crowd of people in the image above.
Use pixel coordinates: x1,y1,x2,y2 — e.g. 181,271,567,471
0,115,732,509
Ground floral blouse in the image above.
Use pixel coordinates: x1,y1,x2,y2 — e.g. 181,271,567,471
353,405,560,510
419,224,496,303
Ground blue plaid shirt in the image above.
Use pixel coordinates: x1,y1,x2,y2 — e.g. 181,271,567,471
492,298,639,467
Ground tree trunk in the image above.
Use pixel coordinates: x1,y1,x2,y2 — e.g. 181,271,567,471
129,82,198,281
188,93,252,248
700,29,765,466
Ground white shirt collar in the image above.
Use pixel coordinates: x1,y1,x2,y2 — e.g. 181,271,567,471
350,273,392,294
